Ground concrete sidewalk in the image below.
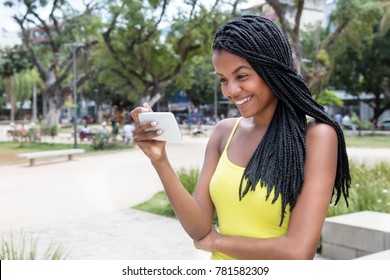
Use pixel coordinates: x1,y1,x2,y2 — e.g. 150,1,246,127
1,134,389,260
0,136,210,259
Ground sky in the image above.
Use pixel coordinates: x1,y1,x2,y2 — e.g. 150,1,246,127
0,0,259,48
0,0,85,47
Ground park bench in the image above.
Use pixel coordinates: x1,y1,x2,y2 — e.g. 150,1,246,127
79,131,95,141
17,149,85,166
7,130,30,142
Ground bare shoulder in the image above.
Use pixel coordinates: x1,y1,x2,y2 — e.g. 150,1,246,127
306,121,338,145
305,121,338,161
208,118,240,152
213,118,239,133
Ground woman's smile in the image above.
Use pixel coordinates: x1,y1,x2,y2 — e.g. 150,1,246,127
233,95,253,106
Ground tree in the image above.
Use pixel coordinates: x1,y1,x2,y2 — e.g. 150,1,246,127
3,0,101,126
0,45,34,121
330,26,390,123
97,0,234,106
328,0,389,122
264,0,376,92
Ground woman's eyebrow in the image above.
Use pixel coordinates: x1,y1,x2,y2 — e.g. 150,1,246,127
232,65,252,74
216,65,252,76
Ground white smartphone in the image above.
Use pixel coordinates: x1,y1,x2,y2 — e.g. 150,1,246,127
138,112,183,142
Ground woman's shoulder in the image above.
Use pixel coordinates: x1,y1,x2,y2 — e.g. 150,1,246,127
212,117,241,136
215,117,240,129
306,120,338,147
207,118,241,149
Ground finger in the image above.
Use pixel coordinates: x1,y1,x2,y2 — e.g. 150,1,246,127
143,103,153,111
134,120,164,140
134,129,163,142
130,107,150,124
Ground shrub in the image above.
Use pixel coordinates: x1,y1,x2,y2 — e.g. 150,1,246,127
41,125,58,137
0,231,68,260
176,167,199,194
134,167,220,224
133,167,200,218
327,161,390,217
134,162,390,226
91,133,114,150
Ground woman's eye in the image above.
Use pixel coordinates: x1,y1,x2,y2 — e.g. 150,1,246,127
238,74,248,79
219,78,227,83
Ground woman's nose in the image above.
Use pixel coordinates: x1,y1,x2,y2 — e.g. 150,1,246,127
225,81,241,97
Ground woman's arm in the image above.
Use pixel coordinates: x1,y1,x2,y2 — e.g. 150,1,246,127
151,133,219,239
131,105,225,240
194,122,338,259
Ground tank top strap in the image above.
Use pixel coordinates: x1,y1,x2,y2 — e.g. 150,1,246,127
223,117,242,153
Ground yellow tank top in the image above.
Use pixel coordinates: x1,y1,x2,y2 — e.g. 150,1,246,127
209,118,290,260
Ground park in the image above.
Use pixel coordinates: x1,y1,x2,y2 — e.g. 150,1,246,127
0,0,389,267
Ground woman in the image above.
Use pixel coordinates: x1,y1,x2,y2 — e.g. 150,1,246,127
131,15,350,260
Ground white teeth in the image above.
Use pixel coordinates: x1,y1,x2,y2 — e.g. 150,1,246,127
234,97,251,105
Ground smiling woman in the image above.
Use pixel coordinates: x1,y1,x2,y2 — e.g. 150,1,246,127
130,15,351,260
212,50,277,120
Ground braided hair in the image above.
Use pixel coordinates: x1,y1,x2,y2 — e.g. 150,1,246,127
212,15,351,225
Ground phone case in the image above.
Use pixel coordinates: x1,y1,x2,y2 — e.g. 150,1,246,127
138,112,183,141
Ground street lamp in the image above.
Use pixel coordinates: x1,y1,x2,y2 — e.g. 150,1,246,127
210,71,218,119
64,42,84,148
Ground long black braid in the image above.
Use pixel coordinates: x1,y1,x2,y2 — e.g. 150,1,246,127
212,15,351,225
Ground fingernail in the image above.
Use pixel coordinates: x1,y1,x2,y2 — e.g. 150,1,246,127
151,121,157,127
156,130,163,135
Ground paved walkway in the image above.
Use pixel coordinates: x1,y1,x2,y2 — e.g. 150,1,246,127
0,135,210,259
1,133,389,260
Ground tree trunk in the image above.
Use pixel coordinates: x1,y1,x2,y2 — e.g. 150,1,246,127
45,99,61,127
5,78,16,122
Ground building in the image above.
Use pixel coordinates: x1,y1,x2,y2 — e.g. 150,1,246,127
241,0,328,27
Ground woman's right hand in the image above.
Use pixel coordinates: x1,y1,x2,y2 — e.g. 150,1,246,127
130,103,167,162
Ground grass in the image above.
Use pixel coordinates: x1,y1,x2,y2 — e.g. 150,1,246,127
134,162,390,221
327,161,390,217
132,133,390,220
0,231,68,260
133,167,200,218
344,134,390,148
133,191,176,218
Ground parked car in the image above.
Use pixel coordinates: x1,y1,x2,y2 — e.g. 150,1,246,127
377,118,390,130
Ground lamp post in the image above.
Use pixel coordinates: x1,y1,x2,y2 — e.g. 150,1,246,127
210,71,218,119
64,42,84,148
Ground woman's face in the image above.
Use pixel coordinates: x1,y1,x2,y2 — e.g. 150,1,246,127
212,49,277,119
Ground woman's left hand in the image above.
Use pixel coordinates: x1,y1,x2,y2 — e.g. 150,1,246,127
193,227,219,253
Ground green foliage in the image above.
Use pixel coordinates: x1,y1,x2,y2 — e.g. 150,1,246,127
315,89,343,107
179,55,217,106
0,231,68,260
135,162,390,228
90,133,118,150
328,0,385,89
350,111,371,130
41,125,58,137
133,167,200,218
344,135,390,148
176,167,200,194
0,46,33,78
10,68,42,102
327,0,390,121
97,0,226,103
134,191,176,218
328,161,390,217
316,49,330,68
